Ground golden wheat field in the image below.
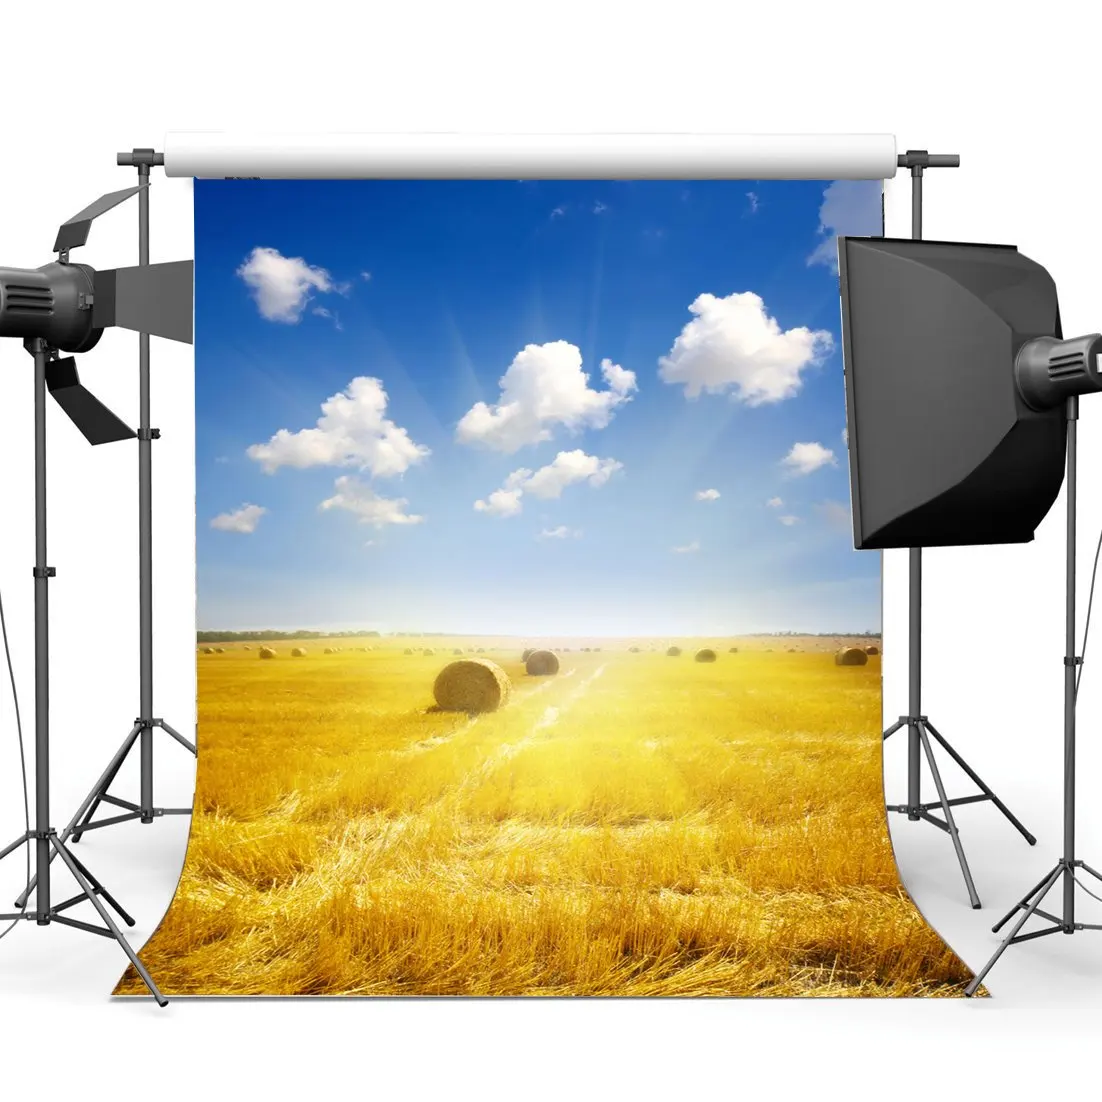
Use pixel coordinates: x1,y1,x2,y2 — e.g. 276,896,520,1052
116,636,977,997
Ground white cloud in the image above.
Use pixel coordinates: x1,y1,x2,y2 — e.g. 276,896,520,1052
539,526,581,540
210,504,266,534
658,292,832,404
746,191,760,214
475,450,622,517
550,206,565,218
456,341,636,453
360,271,372,282
781,442,837,477
474,488,524,517
593,200,608,214
523,450,622,499
807,181,883,273
766,496,784,509
672,540,700,554
236,246,342,323
320,476,424,529
842,425,849,445
778,515,800,527
247,376,429,477
695,488,721,502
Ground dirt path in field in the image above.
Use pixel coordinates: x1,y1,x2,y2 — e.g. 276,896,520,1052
453,664,607,790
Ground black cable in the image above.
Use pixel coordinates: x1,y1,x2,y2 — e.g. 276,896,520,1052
0,582,31,941
1076,522,1102,702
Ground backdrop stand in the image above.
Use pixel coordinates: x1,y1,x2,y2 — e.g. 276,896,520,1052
965,395,1102,994
882,150,1035,909
0,339,166,1006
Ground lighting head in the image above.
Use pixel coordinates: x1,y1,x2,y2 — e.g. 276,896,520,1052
0,262,103,354
1016,333,1102,411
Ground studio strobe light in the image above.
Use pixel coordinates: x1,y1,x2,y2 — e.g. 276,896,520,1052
0,170,194,1005
840,230,1102,994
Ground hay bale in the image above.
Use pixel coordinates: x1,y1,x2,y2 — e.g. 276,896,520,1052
694,648,717,663
728,646,739,653
242,646,251,651
291,647,308,657
525,649,560,676
423,648,435,657
258,646,277,660
404,647,415,655
865,644,880,655
835,646,869,666
593,647,602,652
214,647,225,653
453,648,464,655
629,646,641,653
788,647,798,653
666,646,682,657
324,647,336,654
200,646,214,655
521,648,535,662
434,658,511,713
476,647,486,653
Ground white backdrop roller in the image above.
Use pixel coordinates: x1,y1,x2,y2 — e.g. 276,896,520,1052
162,131,898,179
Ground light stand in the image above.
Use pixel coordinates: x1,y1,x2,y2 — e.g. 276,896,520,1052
12,151,195,915
965,392,1102,995
0,339,166,1006
881,150,1035,909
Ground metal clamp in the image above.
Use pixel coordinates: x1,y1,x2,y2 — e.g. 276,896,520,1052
32,567,56,579
136,428,161,441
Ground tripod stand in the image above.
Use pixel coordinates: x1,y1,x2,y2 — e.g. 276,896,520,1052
883,151,1035,909
0,338,165,1006
13,150,194,912
965,395,1102,995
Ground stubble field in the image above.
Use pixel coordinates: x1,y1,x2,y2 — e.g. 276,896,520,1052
116,636,976,997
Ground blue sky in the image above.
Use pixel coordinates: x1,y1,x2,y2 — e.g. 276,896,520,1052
195,178,882,636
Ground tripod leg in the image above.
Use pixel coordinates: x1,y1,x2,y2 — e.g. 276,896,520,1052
964,864,1063,997
883,718,906,742
158,721,196,756
14,725,142,908
1079,862,1102,883
917,721,981,909
62,846,135,927
73,723,143,843
923,721,1036,845
992,866,1059,933
49,836,167,1007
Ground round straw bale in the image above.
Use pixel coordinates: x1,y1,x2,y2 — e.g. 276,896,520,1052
865,644,880,655
694,648,717,662
629,646,641,653
258,646,276,659
423,648,435,656
324,647,336,654
242,646,251,651
835,646,869,666
476,647,486,653
200,646,214,655
404,647,415,655
525,649,560,676
291,647,307,657
521,648,535,662
666,646,682,657
214,647,225,653
728,646,739,653
433,658,511,713
453,648,464,655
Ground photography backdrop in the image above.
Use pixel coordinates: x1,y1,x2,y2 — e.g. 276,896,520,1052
116,163,976,996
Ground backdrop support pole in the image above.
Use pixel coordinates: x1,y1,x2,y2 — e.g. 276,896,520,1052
881,150,1034,910
69,148,194,840
0,340,166,1006
966,395,1102,996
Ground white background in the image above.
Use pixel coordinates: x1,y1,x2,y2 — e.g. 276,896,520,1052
1,2,1101,1098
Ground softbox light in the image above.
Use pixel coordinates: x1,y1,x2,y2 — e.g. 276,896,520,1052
839,237,1066,549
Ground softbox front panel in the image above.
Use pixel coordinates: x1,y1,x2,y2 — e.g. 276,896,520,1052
839,237,1065,549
